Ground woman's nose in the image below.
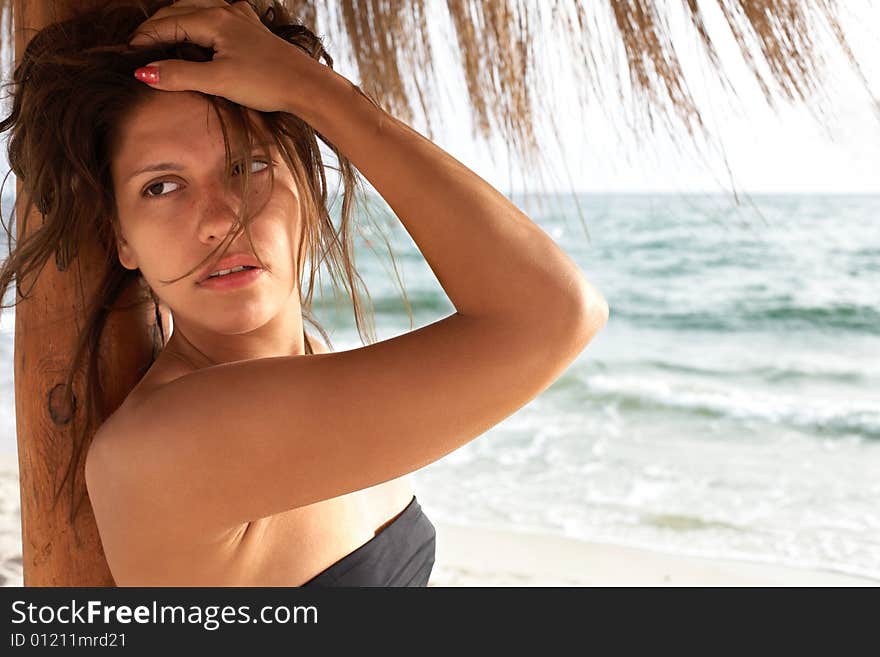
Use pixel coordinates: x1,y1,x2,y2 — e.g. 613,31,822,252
196,182,243,242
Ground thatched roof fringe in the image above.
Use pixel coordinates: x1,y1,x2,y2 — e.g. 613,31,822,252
1,0,876,196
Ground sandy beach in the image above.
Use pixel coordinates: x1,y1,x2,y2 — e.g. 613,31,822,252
427,521,878,587
0,452,876,587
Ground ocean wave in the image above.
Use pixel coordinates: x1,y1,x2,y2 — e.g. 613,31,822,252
607,302,880,334
640,359,866,384
312,289,454,316
579,374,880,441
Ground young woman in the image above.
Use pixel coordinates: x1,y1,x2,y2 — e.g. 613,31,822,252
3,0,608,586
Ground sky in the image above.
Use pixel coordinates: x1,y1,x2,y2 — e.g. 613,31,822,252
0,1,878,195
321,0,880,195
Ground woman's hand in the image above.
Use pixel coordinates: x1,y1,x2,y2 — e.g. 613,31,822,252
129,0,319,113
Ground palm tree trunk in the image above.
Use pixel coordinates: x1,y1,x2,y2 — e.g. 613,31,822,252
14,0,160,586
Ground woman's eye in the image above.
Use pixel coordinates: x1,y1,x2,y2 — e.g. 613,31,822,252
142,180,181,199
142,160,270,199
232,159,271,176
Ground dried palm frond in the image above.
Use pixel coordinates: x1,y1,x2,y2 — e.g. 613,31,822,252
1,0,876,201
321,1,877,193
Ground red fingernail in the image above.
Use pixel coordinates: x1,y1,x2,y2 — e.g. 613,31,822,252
134,66,159,84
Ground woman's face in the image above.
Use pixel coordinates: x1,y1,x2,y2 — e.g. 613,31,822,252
110,91,302,336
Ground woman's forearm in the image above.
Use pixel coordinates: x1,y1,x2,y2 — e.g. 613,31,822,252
284,55,607,328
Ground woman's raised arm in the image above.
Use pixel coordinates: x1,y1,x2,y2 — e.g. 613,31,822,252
86,4,609,543
287,52,607,330
127,0,607,331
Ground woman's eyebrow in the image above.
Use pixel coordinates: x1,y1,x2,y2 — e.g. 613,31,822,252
126,141,275,183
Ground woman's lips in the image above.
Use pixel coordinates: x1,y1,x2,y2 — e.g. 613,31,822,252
197,267,264,290
196,253,263,283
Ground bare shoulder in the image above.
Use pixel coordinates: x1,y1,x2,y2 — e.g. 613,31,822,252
87,311,597,540
306,331,331,354
84,330,335,573
87,329,332,459
85,331,330,515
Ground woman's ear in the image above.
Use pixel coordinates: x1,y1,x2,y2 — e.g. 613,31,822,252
114,224,138,270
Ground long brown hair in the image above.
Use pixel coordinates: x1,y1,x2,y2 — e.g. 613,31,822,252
0,0,409,524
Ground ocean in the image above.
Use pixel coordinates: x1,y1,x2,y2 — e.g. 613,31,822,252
1,191,878,583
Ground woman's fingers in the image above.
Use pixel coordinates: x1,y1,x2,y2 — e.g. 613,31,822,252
129,5,227,49
128,1,309,112
135,57,230,93
129,0,224,40
234,2,268,26
168,0,228,6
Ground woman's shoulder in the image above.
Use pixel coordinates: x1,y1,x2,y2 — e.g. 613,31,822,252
148,330,328,395
99,331,331,441
306,331,330,355
85,330,333,523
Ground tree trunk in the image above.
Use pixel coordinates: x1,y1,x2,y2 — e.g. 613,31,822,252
14,0,164,586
